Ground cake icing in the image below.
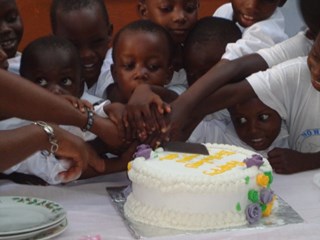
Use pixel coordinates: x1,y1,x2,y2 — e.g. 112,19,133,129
124,143,275,230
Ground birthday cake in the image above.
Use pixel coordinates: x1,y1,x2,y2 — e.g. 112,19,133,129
124,143,275,230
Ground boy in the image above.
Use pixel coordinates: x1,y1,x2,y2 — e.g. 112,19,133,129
50,0,113,99
1,36,133,184
214,0,288,60
0,0,23,74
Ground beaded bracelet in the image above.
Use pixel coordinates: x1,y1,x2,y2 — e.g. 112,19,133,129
82,108,94,132
33,121,59,156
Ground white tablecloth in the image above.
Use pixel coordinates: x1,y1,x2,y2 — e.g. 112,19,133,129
1,170,320,240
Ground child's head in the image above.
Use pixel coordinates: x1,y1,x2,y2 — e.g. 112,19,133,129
299,0,320,40
231,0,286,28
137,0,199,44
228,97,282,151
308,33,320,92
0,0,23,58
20,35,83,98
184,16,241,85
50,0,113,88
111,19,174,102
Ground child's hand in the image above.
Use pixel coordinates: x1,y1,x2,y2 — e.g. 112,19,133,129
125,84,171,140
103,102,129,142
60,95,94,113
268,148,310,174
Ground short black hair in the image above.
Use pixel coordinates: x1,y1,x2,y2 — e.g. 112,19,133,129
20,35,81,76
50,0,110,33
184,16,241,50
299,0,320,38
112,19,175,63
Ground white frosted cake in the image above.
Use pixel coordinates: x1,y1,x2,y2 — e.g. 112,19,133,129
124,143,275,230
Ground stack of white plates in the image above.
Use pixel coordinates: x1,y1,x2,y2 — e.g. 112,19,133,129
0,196,68,240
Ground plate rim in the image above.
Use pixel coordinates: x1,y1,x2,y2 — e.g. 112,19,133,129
0,196,66,236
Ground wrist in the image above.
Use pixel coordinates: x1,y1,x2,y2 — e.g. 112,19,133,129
33,121,58,156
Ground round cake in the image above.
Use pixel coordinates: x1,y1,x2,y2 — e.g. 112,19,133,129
124,143,275,230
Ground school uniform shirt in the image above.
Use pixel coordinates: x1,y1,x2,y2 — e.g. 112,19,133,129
8,52,21,75
213,3,288,60
247,56,320,152
257,30,313,67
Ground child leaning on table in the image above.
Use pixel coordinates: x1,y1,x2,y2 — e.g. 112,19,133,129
213,0,288,60
50,0,113,99
0,0,23,74
186,32,320,175
0,36,136,185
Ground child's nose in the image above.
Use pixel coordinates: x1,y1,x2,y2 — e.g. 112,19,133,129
48,84,64,95
134,67,148,80
172,9,187,23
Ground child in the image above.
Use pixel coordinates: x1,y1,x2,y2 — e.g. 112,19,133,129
50,0,113,99
1,35,133,184
183,16,242,86
213,0,288,60
0,47,8,70
186,32,320,174
137,0,199,94
107,19,175,103
0,0,23,74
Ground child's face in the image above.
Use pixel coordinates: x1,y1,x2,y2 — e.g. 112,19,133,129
138,0,199,44
112,30,173,102
231,0,282,28
22,49,83,98
0,0,23,58
184,42,224,85
54,4,112,88
229,98,282,151
308,34,320,92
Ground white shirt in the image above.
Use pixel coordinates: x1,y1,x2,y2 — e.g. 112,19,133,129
213,3,288,60
247,57,320,152
8,52,21,75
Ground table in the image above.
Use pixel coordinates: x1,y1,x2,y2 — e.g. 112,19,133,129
1,170,320,240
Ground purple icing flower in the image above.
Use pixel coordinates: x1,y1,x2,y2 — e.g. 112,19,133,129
260,188,274,204
133,144,152,159
245,203,262,224
243,154,264,168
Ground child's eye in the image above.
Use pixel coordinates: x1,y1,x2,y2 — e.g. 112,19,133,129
35,78,48,87
237,117,247,124
123,62,134,70
159,5,173,13
259,114,269,121
6,11,18,23
148,64,159,71
61,77,73,86
184,3,198,13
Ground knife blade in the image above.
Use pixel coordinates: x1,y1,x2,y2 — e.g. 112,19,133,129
162,141,209,155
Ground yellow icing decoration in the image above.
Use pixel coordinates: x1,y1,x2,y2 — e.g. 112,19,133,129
204,161,245,176
256,173,269,187
127,161,132,171
160,153,179,160
185,150,236,168
262,196,276,217
177,154,198,163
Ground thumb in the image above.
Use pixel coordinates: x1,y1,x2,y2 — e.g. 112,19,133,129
89,154,106,173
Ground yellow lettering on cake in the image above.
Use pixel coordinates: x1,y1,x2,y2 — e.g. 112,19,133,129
160,153,179,160
185,150,235,168
177,154,198,163
204,161,245,176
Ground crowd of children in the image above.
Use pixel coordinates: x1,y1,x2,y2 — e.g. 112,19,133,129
1,0,320,185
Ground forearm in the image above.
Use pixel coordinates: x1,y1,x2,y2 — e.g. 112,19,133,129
0,124,51,171
0,70,87,127
299,152,320,172
176,54,267,111
150,85,178,103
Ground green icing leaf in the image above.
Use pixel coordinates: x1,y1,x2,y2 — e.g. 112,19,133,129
245,176,250,185
260,203,267,212
248,189,259,203
236,202,241,212
264,171,273,184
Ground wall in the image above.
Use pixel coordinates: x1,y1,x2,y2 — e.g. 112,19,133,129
16,0,228,51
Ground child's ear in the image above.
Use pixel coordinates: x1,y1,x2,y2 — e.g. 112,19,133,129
110,63,116,81
137,1,148,19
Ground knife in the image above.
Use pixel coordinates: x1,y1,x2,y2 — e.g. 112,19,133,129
162,141,209,155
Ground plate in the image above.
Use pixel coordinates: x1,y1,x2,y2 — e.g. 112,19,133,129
0,196,66,236
107,186,304,239
0,218,68,240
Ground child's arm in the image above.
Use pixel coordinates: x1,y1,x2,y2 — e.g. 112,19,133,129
268,148,320,174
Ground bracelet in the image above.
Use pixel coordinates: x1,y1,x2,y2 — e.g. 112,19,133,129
82,108,94,132
33,121,59,156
